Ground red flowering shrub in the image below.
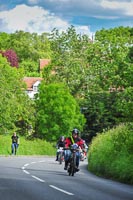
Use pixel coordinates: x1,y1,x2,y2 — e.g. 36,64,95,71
0,49,19,68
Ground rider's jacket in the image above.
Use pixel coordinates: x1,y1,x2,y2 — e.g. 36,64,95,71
65,136,84,149
56,140,65,148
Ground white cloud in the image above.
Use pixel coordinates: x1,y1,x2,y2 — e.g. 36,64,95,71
0,4,92,36
101,0,133,16
0,4,69,34
75,25,93,36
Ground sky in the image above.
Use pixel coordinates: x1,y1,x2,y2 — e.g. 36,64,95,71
0,0,133,36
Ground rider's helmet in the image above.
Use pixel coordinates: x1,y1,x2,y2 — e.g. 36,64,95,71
72,128,79,135
60,136,65,141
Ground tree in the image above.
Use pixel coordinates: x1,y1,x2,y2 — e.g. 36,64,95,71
19,59,39,77
128,46,133,63
35,83,86,141
9,31,52,62
0,49,19,67
0,55,35,134
49,26,90,97
81,26,133,136
0,32,10,49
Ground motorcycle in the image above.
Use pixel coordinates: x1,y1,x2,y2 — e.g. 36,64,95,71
80,148,87,161
67,144,79,176
57,147,64,164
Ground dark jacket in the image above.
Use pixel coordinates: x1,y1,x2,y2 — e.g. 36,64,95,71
11,135,19,144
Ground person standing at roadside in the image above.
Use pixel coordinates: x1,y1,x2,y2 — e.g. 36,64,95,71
11,132,19,155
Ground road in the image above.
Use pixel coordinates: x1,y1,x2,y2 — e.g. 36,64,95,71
0,156,132,200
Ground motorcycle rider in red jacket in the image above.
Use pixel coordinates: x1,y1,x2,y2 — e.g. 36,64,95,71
64,128,84,171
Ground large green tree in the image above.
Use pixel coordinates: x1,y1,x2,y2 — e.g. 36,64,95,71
35,82,86,141
82,26,133,137
0,55,35,134
9,31,52,62
48,26,90,97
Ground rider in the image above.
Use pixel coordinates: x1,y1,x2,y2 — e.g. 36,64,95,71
82,140,88,158
55,136,65,161
64,128,84,171
80,139,88,160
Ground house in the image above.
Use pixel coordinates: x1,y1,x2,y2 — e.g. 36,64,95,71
23,59,53,99
23,77,43,99
23,59,51,99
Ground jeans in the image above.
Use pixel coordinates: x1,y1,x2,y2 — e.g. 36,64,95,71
11,143,18,155
64,149,80,167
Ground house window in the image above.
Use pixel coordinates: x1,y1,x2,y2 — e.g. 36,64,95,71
33,86,38,92
27,91,32,94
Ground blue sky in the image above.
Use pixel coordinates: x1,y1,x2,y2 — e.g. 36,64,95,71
0,0,132,36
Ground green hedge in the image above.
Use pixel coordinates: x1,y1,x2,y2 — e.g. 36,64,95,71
88,123,133,184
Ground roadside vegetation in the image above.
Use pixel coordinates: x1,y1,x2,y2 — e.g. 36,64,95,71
88,123,133,185
0,134,56,156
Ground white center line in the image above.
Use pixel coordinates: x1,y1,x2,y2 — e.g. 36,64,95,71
22,160,74,196
32,175,45,183
24,163,29,167
21,166,25,170
23,170,30,174
49,185,74,196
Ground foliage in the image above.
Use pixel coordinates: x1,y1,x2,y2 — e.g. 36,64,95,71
0,26,133,141
116,87,133,122
0,49,19,67
88,123,133,184
42,26,133,139
49,25,90,97
0,30,52,74
0,32,10,49
81,26,133,136
8,31,52,62
19,59,40,77
81,92,118,136
0,55,35,134
128,46,133,63
35,82,86,141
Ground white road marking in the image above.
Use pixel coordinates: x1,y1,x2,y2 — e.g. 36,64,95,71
21,166,25,170
23,170,30,174
32,175,45,183
39,160,45,163
24,163,29,167
22,160,75,196
49,185,74,196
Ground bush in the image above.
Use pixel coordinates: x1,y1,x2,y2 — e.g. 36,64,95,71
88,123,133,184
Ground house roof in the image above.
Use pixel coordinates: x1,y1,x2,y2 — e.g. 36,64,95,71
39,59,51,70
23,77,43,91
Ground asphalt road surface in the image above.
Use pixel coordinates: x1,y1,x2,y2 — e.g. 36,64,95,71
0,156,132,200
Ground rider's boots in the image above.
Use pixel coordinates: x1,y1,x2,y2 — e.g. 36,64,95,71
64,161,68,170
55,156,58,161
75,165,80,172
